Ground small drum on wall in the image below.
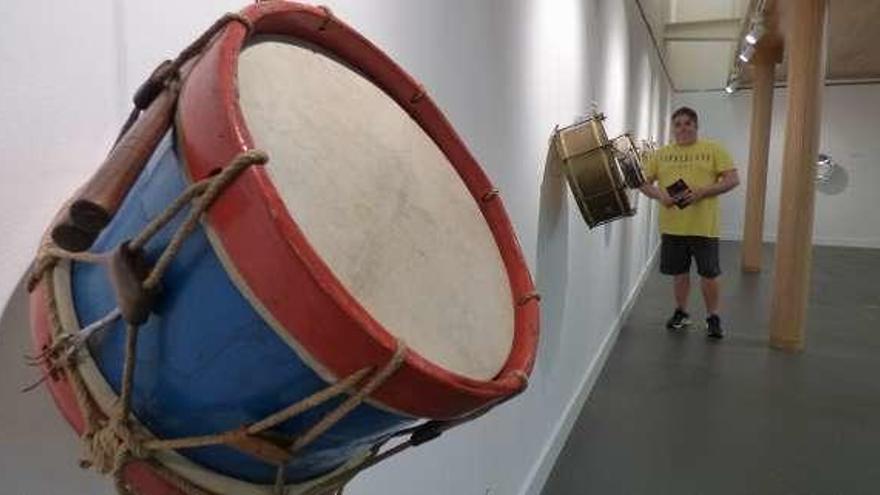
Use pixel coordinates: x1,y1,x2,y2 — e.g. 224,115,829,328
27,3,539,494
612,133,647,190
552,113,646,229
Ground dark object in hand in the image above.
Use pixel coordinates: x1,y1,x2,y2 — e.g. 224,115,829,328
666,179,691,209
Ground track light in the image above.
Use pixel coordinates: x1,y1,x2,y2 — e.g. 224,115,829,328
724,75,738,95
738,43,756,63
745,22,764,46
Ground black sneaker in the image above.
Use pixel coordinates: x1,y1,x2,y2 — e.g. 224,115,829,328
706,314,723,339
665,308,691,330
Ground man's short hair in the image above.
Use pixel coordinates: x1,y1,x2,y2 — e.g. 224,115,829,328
671,106,698,126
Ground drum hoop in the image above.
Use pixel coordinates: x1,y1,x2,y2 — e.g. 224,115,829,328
555,112,606,134
176,1,537,418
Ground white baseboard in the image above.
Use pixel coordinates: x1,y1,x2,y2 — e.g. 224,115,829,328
517,242,661,495
720,231,880,249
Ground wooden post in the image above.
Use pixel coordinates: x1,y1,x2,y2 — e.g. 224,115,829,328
769,0,828,351
741,51,778,273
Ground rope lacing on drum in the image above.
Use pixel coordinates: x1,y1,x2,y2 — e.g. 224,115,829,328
291,371,529,495
35,262,415,495
27,147,267,493
27,168,532,495
27,144,426,495
30,148,527,494
25,148,267,376
23,307,120,390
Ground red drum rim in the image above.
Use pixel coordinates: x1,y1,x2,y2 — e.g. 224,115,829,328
176,1,538,418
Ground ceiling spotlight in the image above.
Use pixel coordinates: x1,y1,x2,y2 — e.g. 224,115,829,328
738,43,756,63
745,22,764,45
724,75,737,94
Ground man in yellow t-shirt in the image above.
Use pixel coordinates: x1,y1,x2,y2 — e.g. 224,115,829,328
640,107,739,338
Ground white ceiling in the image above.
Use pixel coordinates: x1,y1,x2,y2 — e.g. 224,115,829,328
656,0,880,92
662,0,751,91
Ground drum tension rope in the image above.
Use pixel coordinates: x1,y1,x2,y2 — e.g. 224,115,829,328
29,143,529,495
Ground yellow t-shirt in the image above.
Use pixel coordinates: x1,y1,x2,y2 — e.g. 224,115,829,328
644,140,734,238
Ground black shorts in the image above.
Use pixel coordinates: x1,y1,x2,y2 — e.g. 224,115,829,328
660,234,721,278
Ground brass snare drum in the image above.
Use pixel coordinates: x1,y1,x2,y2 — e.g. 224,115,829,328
553,114,646,229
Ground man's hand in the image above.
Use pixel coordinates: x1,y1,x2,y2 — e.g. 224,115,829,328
639,178,675,208
659,190,678,208
681,169,740,207
639,182,678,208
676,187,704,207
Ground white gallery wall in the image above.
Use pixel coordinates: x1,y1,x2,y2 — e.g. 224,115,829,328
675,84,880,248
0,1,669,495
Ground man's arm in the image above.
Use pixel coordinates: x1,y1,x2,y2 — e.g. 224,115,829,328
639,154,676,207
680,169,740,205
639,179,676,207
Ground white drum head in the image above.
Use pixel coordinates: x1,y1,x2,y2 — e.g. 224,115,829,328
237,38,514,381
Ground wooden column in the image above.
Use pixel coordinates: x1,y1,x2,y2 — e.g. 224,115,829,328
741,52,777,273
769,0,828,351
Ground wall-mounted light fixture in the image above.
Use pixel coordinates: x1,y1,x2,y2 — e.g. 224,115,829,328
815,153,837,183
814,152,848,194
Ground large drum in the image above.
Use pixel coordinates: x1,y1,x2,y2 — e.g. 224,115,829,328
553,114,646,228
29,3,538,494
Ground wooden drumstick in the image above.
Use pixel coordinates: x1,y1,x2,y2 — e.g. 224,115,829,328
73,87,178,231
50,216,98,253
51,83,179,251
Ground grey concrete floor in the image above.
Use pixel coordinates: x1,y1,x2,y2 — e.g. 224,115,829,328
542,241,880,495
